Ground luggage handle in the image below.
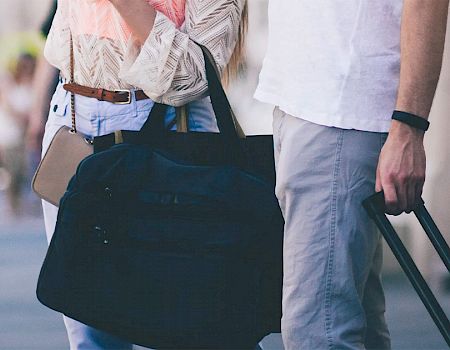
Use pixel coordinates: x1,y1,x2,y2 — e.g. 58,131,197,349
363,192,450,347
364,192,450,272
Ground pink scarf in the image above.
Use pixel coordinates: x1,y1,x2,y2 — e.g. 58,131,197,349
74,0,186,39
148,0,185,28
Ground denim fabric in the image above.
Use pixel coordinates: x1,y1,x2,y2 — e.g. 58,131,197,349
41,80,219,350
273,107,391,350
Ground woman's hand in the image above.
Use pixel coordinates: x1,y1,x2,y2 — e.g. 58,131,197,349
108,0,157,45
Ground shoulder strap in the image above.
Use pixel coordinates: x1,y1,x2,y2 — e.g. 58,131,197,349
198,44,245,139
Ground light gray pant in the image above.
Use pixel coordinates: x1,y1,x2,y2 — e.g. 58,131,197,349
273,108,391,350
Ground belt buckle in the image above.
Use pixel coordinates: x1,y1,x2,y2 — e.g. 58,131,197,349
113,89,132,104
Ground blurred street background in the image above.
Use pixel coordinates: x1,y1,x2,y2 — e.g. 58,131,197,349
0,0,449,349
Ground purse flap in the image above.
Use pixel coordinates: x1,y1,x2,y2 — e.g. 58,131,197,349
32,126,93,206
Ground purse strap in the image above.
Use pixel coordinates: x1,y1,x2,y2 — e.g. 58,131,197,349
69,32,77,133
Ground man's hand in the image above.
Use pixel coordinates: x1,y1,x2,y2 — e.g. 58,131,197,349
376,121,426,215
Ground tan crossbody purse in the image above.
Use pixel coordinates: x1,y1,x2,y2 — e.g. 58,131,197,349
32,36,94,206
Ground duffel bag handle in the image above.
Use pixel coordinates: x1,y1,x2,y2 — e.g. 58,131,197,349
140,44,245,146
199,44,246,140
363,192,450,346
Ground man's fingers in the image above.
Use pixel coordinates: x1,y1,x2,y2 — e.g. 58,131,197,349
395,182,408,215
415,179,425,206
383,184,401,215
375,166,382,193
405,182,416,213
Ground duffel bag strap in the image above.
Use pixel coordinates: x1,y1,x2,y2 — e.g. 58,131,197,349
176,105,189,133
199,45,245,139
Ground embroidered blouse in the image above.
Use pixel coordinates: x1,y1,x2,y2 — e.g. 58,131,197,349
44,0,245,106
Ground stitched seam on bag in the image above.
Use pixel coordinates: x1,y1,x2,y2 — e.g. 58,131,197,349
324,129,344,349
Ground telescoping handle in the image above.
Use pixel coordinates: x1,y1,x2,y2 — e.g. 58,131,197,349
363,192,450,347
414,204,450,272
364,192,450,271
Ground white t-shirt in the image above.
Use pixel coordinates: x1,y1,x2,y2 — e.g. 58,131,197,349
254,0,403,133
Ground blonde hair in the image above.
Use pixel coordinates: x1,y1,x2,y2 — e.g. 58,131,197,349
222,1,248,86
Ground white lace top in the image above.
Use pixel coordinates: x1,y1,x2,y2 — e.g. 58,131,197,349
44,0,245,106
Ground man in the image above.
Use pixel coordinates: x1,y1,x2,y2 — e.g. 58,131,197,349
254,0,449,349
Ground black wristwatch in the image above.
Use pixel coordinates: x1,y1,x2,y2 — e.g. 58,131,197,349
391,110,430,132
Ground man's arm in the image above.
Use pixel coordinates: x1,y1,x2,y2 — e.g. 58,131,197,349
376,0,449,215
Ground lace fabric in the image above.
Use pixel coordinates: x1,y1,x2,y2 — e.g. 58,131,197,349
44,0,245,106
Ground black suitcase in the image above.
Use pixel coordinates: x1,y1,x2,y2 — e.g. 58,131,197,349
363,192,450,347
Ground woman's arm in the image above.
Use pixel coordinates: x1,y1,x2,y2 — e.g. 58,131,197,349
118,0,246,106
108,0,157,45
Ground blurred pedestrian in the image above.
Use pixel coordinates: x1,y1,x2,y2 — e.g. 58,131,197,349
27,0,59,155
255,0,449,349
0,53,36,216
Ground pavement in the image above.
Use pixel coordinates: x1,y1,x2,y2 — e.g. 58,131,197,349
0,193,449,350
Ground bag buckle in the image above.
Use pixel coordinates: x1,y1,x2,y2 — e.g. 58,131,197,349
113,89,132,104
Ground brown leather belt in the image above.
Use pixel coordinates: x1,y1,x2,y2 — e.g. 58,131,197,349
63,83,149,104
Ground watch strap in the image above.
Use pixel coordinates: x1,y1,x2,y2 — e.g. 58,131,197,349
392,110,430,132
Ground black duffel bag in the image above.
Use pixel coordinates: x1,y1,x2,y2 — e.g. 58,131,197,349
36,45,283,349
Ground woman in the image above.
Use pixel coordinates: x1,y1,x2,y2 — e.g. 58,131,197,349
41,0,248,348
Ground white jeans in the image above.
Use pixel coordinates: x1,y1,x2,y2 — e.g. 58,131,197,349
273,108,391,350
41,80,218,350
